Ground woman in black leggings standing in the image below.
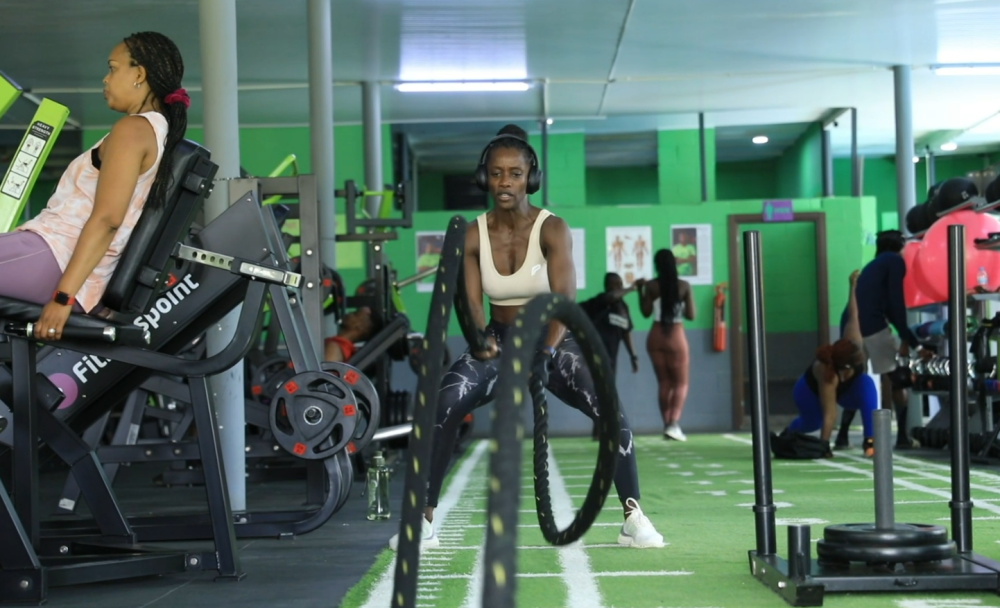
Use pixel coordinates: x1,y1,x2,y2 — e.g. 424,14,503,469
388,124,664,550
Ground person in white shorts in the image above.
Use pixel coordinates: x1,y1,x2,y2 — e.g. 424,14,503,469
852,230,931,448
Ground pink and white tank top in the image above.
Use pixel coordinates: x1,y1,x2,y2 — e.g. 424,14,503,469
20,112,168,313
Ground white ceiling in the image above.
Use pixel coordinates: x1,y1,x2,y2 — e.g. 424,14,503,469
2,0,1000,167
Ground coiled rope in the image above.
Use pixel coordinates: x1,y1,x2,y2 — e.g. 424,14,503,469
392,217,620,608
482,294,621,608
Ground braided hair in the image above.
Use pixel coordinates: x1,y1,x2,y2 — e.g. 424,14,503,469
123,32,187,212
487,124,537,167
654,249,680,327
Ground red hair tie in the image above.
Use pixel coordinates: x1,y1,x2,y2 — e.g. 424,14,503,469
164,88,190,109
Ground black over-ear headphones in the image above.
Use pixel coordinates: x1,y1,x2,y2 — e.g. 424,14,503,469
474,134,542,195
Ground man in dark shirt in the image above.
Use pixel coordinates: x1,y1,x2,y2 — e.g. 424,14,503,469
834,230,929,448
580,273,640,439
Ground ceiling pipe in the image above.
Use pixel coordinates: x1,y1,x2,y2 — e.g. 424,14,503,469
597,0,637,115
26,65,885,96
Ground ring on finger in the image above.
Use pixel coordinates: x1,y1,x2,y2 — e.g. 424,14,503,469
48,328,55,335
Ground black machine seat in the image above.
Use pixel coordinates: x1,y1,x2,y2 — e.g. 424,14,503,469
0,139,215,331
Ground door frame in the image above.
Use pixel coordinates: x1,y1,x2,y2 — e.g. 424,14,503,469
727,213,830,430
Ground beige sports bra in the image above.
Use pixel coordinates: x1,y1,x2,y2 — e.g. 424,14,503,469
478,210,553,307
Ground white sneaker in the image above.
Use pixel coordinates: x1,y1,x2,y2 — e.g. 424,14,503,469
664,424,687,442
618,498,665,548
388,516,440,551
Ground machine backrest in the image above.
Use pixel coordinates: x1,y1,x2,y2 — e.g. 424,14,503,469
101,139,218,314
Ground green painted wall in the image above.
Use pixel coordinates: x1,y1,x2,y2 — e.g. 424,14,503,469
585,166,658,206
383,196,875,339
716,160,779,200
832,152,998,229
529,132,587,207
739,221,818,333
776,122,823,199
658,129,716,204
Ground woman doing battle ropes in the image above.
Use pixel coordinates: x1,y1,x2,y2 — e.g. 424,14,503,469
388,125,664,550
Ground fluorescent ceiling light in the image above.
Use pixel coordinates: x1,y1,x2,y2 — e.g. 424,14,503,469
395,81,530,93
932,65,1000,76
752,135,769,144
940,142,959,151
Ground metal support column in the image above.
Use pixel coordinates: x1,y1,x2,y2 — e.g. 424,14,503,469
821,128,834,197
926,147,937,191
894,65,917,223
698,112,708,202
199,0,245,511
362,81,383,220
362,80,384,277
851,107,861,197
308,0,337,338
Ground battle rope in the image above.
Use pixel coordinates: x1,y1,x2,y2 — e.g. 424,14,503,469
483,294,621,608
391,217,620,608
391,216,488,608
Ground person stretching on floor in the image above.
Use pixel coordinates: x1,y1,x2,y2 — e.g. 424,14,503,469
0,32,187,336
638,249,695,441
388,124,664,550
788,270,878,457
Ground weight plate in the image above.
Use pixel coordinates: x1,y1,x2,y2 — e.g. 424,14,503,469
817,539,956,564
823,523,949,547
335,450,354,511
250,355,296,406
321,361,381,454
269,371,359,460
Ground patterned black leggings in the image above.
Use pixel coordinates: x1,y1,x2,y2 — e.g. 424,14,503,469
426,320,640,507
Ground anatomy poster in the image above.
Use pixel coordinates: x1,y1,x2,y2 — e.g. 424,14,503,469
670,223,713,285
605,226,652,288
571,228,586,290
415,231,445,293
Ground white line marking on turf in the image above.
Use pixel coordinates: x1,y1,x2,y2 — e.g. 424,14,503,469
723,434,1000,517
359,440,488,608
548,445,605,608
418,570,693,580
895,600,990,608
458,540,485,608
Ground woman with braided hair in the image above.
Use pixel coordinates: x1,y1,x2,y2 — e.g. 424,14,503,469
388,124,664,551
0,31,187,340
786,273,878,457
639,249,695,441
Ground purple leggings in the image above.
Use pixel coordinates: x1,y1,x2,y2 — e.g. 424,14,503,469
0,231,84,312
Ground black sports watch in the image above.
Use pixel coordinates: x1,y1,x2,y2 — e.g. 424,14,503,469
53,290,75,307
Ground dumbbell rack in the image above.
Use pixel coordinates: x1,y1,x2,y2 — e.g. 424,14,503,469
745,225,1000,606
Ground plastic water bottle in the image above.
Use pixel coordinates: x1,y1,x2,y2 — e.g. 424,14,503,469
367,451,391,521
978,266,988,288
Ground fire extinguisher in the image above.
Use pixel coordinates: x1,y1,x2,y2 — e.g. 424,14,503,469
713,282,727,352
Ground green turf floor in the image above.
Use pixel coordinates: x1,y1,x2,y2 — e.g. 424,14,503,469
340,434,1000,608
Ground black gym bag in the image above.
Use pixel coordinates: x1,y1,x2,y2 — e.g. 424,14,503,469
770,430,832,459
